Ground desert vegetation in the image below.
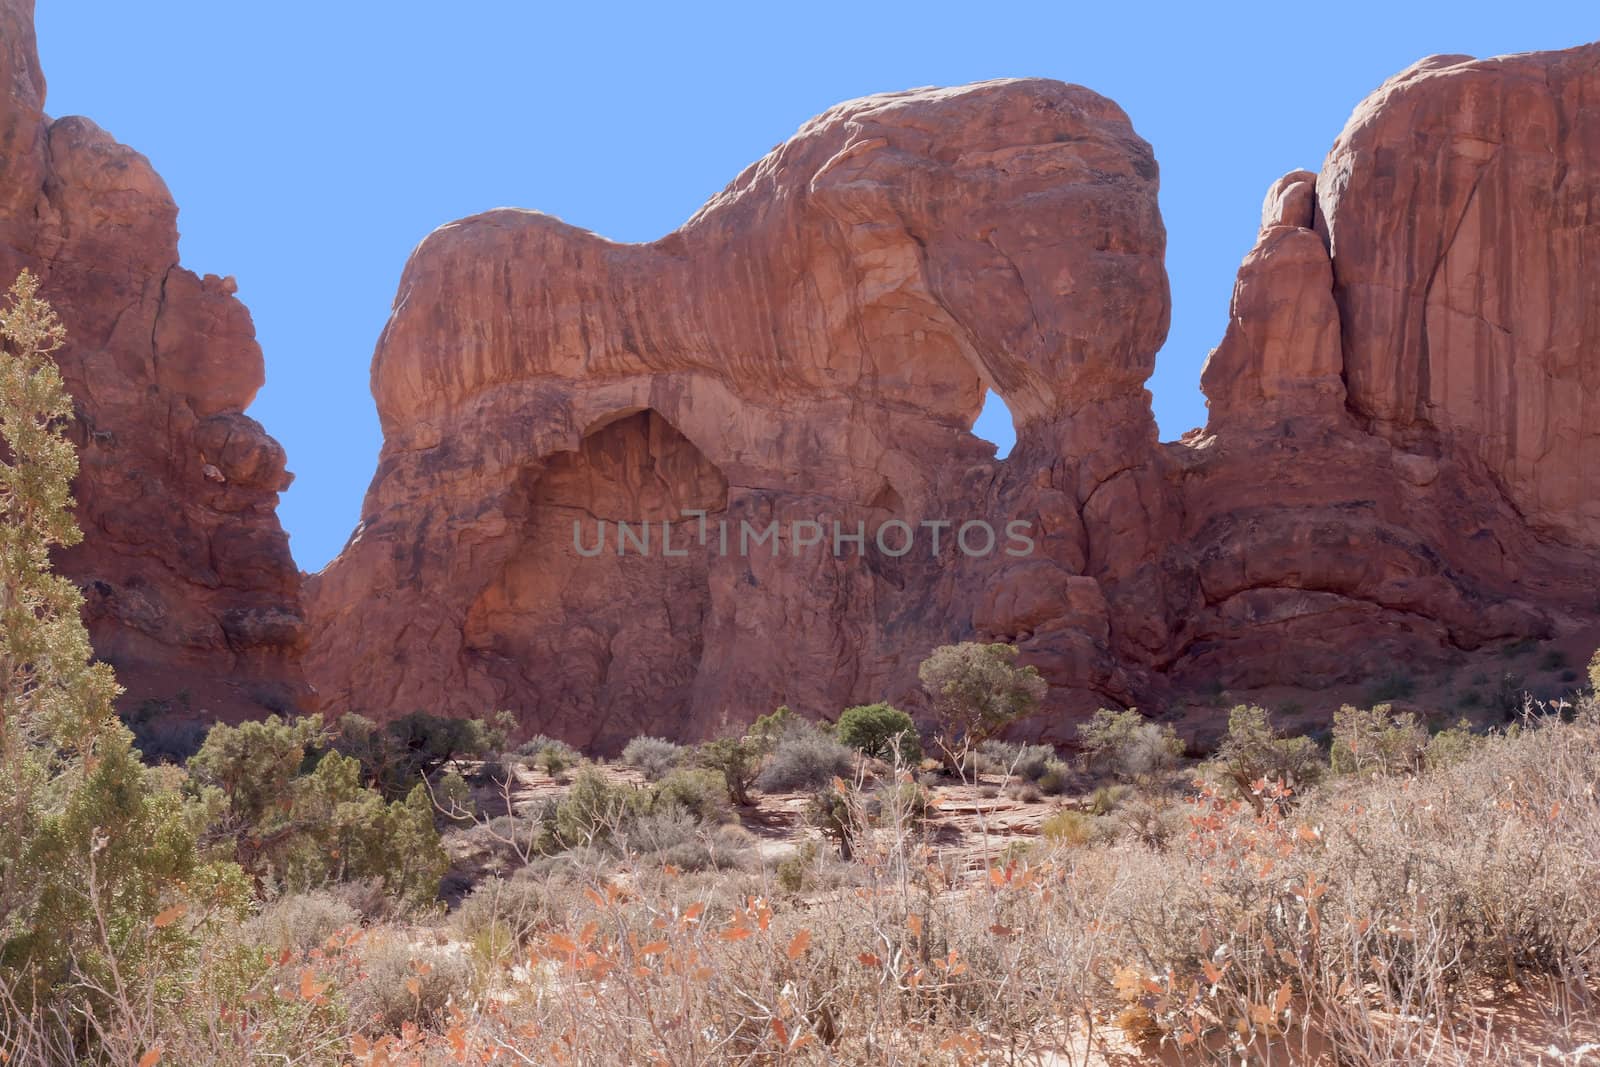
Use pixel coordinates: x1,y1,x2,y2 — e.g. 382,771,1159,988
2,274,1599,1064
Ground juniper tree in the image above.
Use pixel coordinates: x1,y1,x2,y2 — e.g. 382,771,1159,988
918,642,1046,772
0,271,200,995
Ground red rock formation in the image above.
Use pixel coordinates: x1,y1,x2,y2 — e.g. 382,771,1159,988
306,79,1173,748
0,0,305,717
1178,44,1600,696
1317,48,1600,548
311,43,1600,745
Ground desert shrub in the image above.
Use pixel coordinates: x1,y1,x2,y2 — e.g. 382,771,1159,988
1039,809,1097,846
451,876,549,963
1211,704,1326,809
755,723,855,792
189,721,447,903
620,735,686,780
344,938,474,1034
806,783,866,860
554,766,642,846
696,736,764,807
919,643,1047,768
1424,718,1482,769
1589,650,1600,691
647,767,730,823
244,891,359,955
1330,703,1428,776
835,702,922,765
775,840,819,894
873,778,934,827
516,733,582,773
1111,795,1183,850
978,739,1057,783
435,767,475,824
1088,783,1131,815
1003,780,1042,803
333,709,513,798
622,809,712,868
1077,708,1184,784
1035,759,1075,796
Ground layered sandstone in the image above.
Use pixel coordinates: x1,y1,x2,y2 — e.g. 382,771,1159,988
306,79,1174,748
309,44,1600,745
0,0,305,716
1180,43,1600,693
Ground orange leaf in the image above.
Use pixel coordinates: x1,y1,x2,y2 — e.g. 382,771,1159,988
988,924,1014,937
298,968,329,1002
858,952,882,967
405,977,421,997
584,888,606,908
579,921,599,946
1274,980,1292,1013
785,929,811,960
719,925,752,942
906,913,923,937
771,1017,789,1047
1202,960,1224,984
546,933,578,956
683,903,705,922
152,904,186,929
137,1048,162,1067
640,940,668,956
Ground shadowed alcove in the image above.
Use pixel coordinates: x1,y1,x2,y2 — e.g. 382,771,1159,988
463,409,729,749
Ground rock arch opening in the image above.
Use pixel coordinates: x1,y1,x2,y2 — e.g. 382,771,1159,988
463,409,728,750
970,388,1017,459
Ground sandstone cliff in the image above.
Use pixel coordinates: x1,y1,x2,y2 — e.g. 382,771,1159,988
0,0,305,717
309,44,1600,746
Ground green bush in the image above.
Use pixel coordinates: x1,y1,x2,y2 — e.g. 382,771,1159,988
1077,708,1184,784
188,719,447,904
918,643,1047,766
335,710,513,798
554,766,642,846
1212,705,1326,810
1330,704,1427,776
648,767,730,823
0,273,227,1009
836,703,922,766
1424,719,1483,770
696,736,763,807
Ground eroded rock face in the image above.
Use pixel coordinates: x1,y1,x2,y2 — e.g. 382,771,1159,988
1319,47,1600,548
1181,44,1600,696
0,0,305,716
306,79,1173,748
310,46,1600,745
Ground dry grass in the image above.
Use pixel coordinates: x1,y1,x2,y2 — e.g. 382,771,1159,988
4,703,1599,1065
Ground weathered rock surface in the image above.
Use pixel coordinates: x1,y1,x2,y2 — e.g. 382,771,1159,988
0,0,305,716
306,79,1173,748
17,0,1594,743
1317,47,1600,549
310,44,1600,745
1179,43,1600,696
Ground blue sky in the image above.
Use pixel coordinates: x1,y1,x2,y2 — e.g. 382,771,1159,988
35,2,1596,572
